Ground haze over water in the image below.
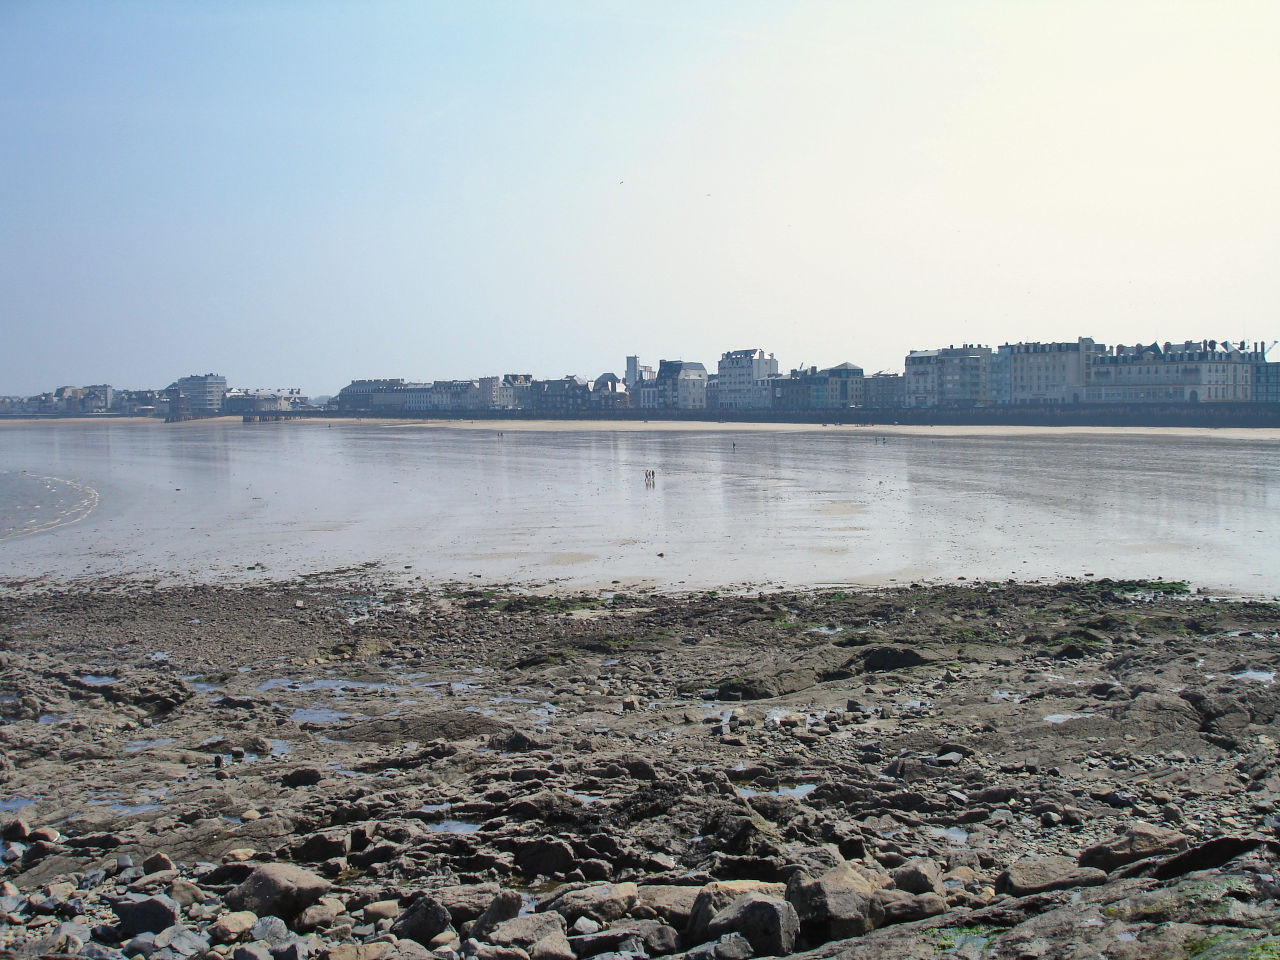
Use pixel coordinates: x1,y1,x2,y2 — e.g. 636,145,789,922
0,420,1277,595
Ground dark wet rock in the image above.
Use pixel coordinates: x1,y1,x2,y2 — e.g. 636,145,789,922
113,893,182,936
515,838,576,877
283,767,327,788
390,895,452,946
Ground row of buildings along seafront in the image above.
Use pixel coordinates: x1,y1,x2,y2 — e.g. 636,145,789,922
335,338,1278,415
905,338,1276,409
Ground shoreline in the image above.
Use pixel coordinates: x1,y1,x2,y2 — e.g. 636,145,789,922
3,414,1280,441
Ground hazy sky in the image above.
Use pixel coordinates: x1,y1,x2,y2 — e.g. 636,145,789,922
3,1,1277,396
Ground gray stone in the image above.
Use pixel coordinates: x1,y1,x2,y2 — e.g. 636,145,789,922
706,893,799,957
153,923,210,958
234,944,275,960
391,895,452,947
250,915,293,947
226,864,333,921
1079,822,1190,872
786,862,885,939
465,889,523,941
890,857,944,896
999,856,1108,896
114,893,182,936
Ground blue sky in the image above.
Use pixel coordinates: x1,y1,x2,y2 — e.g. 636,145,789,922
3,1,1277,395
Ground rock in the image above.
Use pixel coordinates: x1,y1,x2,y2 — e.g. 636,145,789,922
363,899,402,921
226,864,333,922
890,857,944,896
143,852,176,873
250,915,292,947
391,895,452,946
152,922,210,958
295,897,344,932
234,944,275,960
569,920,681,957
210,911,260,944
687,880,786,945
516,838,576,877
786,862,886,940
113,893,182,936
874,890,946,926
705,893,799,957
487,912,574,960
998,856,1108,896
1079,823,1190,872
465,889,523,941
684,933,755,960
857,646,926,672
295,829,352,862
282,767,326,788
542,882,638,924
636,885,703,929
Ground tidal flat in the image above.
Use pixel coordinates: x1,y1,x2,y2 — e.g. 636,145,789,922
3,576,1280,958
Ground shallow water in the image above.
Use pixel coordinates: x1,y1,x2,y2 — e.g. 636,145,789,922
1,420,1278,593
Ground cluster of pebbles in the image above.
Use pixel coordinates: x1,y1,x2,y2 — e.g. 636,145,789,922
3,577,1280,958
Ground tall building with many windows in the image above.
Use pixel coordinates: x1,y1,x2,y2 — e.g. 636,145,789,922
715,348,778,410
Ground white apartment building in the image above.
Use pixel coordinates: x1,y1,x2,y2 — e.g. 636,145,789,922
1086,341,1253,403
999,338,1100,405
715,348,779,410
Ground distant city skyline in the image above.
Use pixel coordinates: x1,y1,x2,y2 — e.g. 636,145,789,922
3,2,1277,397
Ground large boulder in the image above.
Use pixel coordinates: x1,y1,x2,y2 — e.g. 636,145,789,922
113,894,182,936
1079,823,1190,872
636,885,703,929
225,864,332,922
390,895,452,946
487,913,574,960
543,882,638,925
705,893,799,957
786,862,886,940
687,881,786,945
998,856,1108,896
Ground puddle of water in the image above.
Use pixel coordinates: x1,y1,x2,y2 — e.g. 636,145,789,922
775,783,818,799
992,690,1023,703
124,737,176,753
807,625,843,635
290,707,349,724
1231,669,1275,683
1,797,37,812
270,739,293,756
147,652,171,662
566,789,603,805
38,713,67,724
426,819,480,834
737,783,818,800
1044,712,1095,724
79,675,117,686
420,802,450,813
929,825,969,846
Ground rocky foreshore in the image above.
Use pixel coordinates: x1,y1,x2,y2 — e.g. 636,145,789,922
3,577,1280,959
